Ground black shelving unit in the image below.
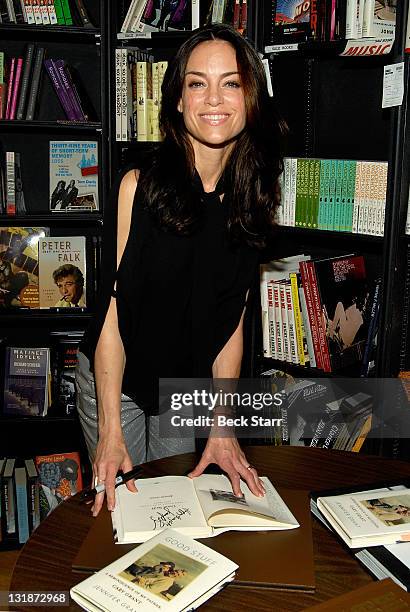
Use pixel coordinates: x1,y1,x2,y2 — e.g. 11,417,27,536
0,0,109,549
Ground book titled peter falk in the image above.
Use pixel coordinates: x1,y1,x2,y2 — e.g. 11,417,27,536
49,141,99,213
38,236,86,309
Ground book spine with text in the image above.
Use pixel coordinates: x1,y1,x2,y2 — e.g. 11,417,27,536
299,260,322,369
9,57,23,120
25,46,45,120
44,58,77,120
307,261,331,372
16,44,35,120
6,152,16,215
54,59,85,120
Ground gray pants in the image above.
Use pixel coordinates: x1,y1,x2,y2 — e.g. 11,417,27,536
75,352,195,465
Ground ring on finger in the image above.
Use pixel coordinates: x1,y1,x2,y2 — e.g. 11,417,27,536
245,464,255,471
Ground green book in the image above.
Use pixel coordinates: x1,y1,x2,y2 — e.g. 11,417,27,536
340,159,349,232
318,159,326,230
60,0,73,25
305,159,313,228
346,160,357,233
53,0,66,25
311,158,320,230
334,160,344,232
295,159,303,227
328,159,337,231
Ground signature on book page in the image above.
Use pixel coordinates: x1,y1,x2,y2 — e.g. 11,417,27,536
150,506,192,530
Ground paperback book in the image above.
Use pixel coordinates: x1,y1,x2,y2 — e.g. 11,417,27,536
112,474,299,544
35,451,83,520
3,347,50,417
71,528,238,612
49,141,99,212
38,236,86,308
50,330,84,415
0,227,49,309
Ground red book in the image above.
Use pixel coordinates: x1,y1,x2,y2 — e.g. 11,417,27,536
299,260,323,370
0,83,7,119
5,58,16,120
9,58,23,120
306,261,332,372
35,451,83,520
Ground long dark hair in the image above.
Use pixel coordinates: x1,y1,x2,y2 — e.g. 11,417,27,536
139,24,286,248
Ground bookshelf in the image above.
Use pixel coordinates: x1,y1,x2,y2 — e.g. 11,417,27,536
0,0,109,550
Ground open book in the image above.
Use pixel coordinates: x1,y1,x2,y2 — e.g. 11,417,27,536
112,474,299,544
71,528,238,612
316,487,410,548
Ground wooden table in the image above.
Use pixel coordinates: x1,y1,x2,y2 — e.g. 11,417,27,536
9,446,410,611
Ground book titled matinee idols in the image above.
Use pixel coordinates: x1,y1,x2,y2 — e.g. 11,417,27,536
315,487,410,548
49,141,99,212
71,528,238,612
38,236,86,308
112,474,299,544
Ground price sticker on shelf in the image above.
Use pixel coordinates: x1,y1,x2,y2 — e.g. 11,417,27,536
382,62,404,109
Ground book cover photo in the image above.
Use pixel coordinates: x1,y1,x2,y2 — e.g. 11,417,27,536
3,347,50,417
35,451,83,520
38,236,86,308
49,141,99,212
0,227,49,309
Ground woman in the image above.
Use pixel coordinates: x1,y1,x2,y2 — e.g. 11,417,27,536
76,24,284,516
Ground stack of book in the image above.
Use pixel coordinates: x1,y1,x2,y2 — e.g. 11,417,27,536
119,0,248,36
277,157,388,236
0,452,82,546
115,49,167,142
260,254,380,375
271,0,396,44
0,0,94,28
0,149,26,214
311,481,410,592
0,46,94,122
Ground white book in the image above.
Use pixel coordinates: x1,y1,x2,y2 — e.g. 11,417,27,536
115,49,122,141
192,0,200,29
47,0,57,24
406,187,410,236
120,48,128,142
112,474,299,544
346,0,358,38
32,0,42,25
120,0,141,33
317,488,410,548
357,0,366,38
39,0,50,24
71,528,238,612
279,282,291,362
24,0,35,24
130,0,149,33
290,157,297,227
267,281,277,359
6,152,15,215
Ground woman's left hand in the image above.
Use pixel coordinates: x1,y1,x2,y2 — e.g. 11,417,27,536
188,436,265,497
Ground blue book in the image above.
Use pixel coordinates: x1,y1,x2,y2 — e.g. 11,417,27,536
14,467,30,544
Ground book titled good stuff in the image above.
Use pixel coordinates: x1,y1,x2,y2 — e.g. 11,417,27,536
71,528,238,612
38,236,86,308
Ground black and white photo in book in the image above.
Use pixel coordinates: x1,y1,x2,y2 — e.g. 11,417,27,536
49,141,99,212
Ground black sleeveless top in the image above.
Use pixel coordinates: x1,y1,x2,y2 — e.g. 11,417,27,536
82,166,259,414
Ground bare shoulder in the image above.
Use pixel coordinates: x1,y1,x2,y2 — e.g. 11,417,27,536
119,168,140,200
117,169,140,262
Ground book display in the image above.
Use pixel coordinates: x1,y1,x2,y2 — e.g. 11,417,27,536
0,0,104,551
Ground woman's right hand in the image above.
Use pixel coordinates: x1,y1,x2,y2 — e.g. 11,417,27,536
91,432,137,516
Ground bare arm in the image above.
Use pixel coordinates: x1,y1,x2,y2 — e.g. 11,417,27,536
91,169,139,516
189,302,265,497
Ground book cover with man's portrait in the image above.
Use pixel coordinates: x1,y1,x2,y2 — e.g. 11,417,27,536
38,236,86,308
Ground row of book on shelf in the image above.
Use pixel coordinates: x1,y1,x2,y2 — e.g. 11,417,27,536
272,0,396,44
0,46,95,122
0,227,88,308
0,451,82,545
1,140,99,214
119,0,248,36
115,49,168,142
259,368,373,452
0,0,94,27
277,158,388,236
2,331,83,418
260,254,379,375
